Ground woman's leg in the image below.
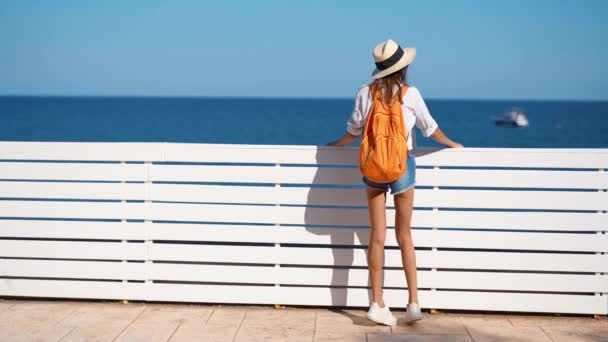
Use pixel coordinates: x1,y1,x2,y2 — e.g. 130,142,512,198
393,186,419,304
366,186,388,307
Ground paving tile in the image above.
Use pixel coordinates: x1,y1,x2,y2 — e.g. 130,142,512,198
391,313,468,335
59,322,133,342
446,313,515,327
313,331,367,342
169,322,240,342
509,315,603,327
466,324,552,342
206,305,248,325
315,308,391,334
114,322,181,342
134,304,213,325
242,306,315,327
8,300,85,310
51,303,147,342
0,304,77,327
368,334,473,342
58,302,147,326
0,300,82,342
0,321,74,342
233,323,314,342
0,300,15,311
542,325,608,341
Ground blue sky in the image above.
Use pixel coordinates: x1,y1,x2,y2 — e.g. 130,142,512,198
1,0,606,100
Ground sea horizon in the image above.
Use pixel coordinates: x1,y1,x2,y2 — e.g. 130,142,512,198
1,94,607,103
2,95,607,148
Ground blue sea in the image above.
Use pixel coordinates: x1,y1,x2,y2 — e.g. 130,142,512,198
1,96,607,148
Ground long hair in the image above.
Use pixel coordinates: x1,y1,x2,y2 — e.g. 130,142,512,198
369,65,409,105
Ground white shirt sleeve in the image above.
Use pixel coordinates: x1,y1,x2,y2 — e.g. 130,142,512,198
410,87,438,137
346,86,366,136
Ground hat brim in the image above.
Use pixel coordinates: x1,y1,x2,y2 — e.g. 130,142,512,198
371,47,416,79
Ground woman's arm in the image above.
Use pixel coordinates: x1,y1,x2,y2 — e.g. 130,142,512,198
326,132,358,147
328,86,365,147
327,128,462,148
409,87,462,148
430,128,463,148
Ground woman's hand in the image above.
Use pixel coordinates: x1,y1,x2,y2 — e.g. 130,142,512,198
326,132,358,147
430,128,463,148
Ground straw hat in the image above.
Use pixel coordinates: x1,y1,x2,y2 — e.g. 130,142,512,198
371,39,416,79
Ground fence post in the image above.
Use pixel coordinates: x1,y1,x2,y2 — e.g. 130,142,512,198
429,165,440,313
120,161,129,304
597,169,606,307
144,161,153,302
274,162,282,309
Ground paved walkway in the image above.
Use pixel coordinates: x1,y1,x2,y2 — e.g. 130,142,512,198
0,299,606,342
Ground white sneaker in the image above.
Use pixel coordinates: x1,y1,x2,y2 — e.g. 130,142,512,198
366,302,397,326
403,303,423,323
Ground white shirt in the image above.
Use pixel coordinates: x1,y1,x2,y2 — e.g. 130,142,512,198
346,84,439,150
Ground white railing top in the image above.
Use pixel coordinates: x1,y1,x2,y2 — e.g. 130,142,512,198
1,141,608,169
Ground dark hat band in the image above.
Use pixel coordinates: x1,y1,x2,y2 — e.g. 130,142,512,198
375,45,405,71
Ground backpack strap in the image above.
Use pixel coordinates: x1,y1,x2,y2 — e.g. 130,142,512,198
363,86,378,137
398,84,409,148
399,84,409,99
388,84,408,103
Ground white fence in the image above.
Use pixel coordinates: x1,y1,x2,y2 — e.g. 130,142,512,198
0,141,607,315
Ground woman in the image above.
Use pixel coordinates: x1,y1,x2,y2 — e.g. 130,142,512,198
327,39,462,325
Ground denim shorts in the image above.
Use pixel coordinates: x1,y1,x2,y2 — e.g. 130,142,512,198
362,154,416,195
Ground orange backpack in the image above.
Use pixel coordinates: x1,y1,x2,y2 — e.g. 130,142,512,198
359,84,409,183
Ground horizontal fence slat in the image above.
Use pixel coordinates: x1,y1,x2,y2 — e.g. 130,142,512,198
417,168,608,190
1,259,146,280
9,263,596,298
277,268,608,293
150,164,608,190
148,244,608,272
0,279,604,314
0,240,147,260
3,142,608,168
414,149,608,169
161,143,608,168
145,264,608,293
277,206,608,231
0,279,147,300
410,189,608,211
3,181,606,211
2,201,606,231
409,229,608,252
149,203,607,231
0,141,162,162
2,221,605,252
0,220,148,240
145,283,608,314
0,200,145,220
150,164,296,184
162,143,357,165
0,181,146,200
0,162,147,181
150,184,277,204
149,184,608,210
4,163,605,190
417,290,608,315
149,224,608,252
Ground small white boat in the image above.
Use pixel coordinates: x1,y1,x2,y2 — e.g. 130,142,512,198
495,108,529,127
